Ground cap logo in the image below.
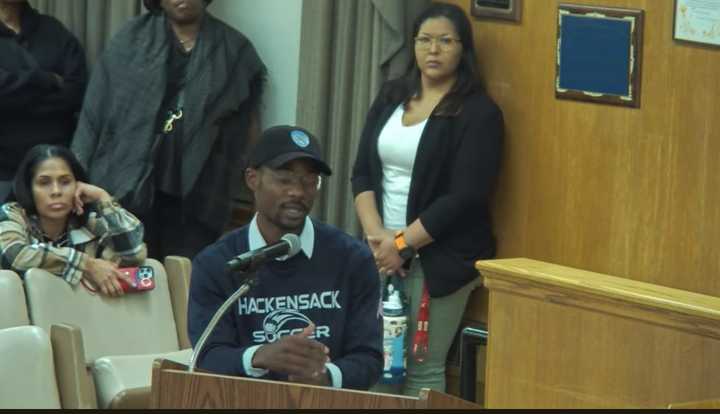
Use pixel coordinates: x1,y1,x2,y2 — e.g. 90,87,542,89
290,130,310,148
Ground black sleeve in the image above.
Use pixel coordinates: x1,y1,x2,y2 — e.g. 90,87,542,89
71,54,109,169
0,54,58,109
332,246,384,389
27,34,87,116
350,84,389,198
222,70,266,198
187,252,249,376
419,96,504,240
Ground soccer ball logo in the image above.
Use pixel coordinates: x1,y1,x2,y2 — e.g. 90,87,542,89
262,309,312,343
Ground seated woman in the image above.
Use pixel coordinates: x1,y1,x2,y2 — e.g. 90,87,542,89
0,145,147,297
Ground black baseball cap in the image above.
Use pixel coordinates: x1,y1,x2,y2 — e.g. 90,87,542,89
249,126,332,176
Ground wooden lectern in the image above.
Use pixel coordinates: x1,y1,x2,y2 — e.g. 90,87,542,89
477,258,720,409
150,359,480,409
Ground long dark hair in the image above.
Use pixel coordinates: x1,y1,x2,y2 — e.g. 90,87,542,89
11,145,88,220
384,3,483,116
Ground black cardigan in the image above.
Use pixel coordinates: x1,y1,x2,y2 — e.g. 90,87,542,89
351,81,504,297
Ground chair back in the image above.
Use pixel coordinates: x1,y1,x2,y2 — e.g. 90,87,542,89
24,259,180,362
0,326,61,408
0,270,30,328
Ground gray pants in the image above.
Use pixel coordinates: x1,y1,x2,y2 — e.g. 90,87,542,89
373,260,479,397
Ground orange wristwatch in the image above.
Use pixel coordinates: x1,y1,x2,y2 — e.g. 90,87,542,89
394,230,416,261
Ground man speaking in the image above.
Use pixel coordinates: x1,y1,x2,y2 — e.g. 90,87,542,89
188,126,383,390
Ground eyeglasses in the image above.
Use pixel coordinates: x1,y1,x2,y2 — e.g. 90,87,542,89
265,168,322,190
414,35,461,51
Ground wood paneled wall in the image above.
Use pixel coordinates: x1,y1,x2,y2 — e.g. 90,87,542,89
442,0,720,297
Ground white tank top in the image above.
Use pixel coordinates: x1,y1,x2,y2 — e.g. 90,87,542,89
377,104,427,230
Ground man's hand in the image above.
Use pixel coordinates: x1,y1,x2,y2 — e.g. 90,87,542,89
252,324,330,382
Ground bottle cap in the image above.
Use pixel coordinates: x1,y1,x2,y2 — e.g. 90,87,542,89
383,289,404,316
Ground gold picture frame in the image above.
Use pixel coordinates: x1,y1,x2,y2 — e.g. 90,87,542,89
555,4,644,108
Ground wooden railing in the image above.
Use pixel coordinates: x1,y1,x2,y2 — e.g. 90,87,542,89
477,258,720,409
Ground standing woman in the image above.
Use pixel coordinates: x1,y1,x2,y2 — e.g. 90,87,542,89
351,3,503,396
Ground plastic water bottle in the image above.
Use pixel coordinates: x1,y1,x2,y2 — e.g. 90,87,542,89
381,282,407,384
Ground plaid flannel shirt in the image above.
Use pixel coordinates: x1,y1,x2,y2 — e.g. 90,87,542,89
0,200,146,285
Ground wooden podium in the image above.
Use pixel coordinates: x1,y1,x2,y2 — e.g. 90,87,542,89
150,359,480,409
477,258,720,408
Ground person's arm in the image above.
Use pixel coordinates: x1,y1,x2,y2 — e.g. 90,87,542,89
325,246,384,390
76,182,146,265
352,85,403,271
350,85,387,215
220,104,262,201
417,98,504,241
354,191,393,240
368,218,433,275
0,61,60,109
225,39,266,189
0,203,89,285
27,34,88,116
356,191,406,275
70,55,109,169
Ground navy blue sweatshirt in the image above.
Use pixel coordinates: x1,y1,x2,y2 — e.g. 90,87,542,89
188,219,383,390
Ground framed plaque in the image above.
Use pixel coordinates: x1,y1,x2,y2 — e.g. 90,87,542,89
674,0,720,47
471,0,522,22
555,4,644,108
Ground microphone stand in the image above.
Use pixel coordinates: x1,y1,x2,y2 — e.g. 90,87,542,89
188,270,259,373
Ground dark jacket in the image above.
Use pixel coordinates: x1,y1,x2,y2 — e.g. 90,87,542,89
0,3,87,179
71,12,265,232
351,80,504,297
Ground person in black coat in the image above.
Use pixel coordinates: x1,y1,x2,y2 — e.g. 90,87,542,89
0,0,87,201
71,0,266,261
351,3,503,396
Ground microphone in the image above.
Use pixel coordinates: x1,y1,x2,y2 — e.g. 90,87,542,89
190,233,301,373
226,233,302,272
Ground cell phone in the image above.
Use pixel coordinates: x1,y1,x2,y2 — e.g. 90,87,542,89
117,266,155,293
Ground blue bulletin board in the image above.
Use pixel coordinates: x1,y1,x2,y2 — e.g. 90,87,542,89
556,4,644,108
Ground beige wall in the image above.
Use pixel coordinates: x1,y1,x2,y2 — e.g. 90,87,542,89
441,0,720,299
